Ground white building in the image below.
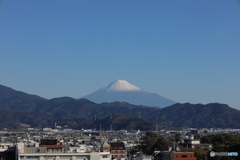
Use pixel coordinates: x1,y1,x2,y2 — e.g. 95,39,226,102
16,140,111,160
0,142,15,152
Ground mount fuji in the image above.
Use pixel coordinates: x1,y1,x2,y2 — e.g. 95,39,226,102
81,80,176,108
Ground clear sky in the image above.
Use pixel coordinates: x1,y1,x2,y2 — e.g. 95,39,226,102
1,0,240,109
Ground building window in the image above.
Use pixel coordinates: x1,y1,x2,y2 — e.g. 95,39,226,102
102,155,108,158
181,155,188,158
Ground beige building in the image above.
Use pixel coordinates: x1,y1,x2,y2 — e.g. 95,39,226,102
16,140,111,160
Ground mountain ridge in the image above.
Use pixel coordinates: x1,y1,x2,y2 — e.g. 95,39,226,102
0,84,46,101
1,84,240,129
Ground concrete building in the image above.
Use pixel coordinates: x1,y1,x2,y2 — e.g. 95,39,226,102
109,142,127,159
16,139,111,160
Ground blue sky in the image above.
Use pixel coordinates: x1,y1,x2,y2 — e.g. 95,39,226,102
1,0,240,109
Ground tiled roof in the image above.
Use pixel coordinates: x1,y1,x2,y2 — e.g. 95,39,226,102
110,142,125,150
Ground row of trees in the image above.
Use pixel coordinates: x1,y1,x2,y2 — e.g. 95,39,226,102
202,134,240,160
140,132,240,160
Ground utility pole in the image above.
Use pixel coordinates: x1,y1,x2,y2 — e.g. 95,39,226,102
110,114,113,132
100,123,102,136
173,142,175,151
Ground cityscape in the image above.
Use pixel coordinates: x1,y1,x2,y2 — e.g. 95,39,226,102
0,82,240,160
1,0,240,160
1,124,240,160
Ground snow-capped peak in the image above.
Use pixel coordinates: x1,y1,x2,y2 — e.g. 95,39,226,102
81,79,176,107
100,80,144,92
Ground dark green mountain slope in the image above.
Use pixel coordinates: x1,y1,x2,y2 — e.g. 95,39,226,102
0,85,45,101
1,84,240,129
0,109,155,131
90,113,155,131
0,85,47,111
153,103,240,128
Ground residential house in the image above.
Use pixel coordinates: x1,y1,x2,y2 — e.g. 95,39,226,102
109,142,127,159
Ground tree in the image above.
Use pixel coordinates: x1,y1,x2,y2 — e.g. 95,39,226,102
201,134,240,160
145,131,158,139
141,132,169,155
175,134,181,142
152,136,168,151
191,149,208,160
141,131,159,154
142,137,158,155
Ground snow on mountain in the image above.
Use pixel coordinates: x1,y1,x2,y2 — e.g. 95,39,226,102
98,80,144,92
81,80,176,108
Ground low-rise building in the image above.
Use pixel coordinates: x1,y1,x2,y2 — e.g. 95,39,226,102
16,139,111,160
109,142,127,159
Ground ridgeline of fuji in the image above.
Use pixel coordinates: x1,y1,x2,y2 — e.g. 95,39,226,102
82,80,176,108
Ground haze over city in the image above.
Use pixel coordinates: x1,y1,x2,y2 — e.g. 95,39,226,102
1,0,240,109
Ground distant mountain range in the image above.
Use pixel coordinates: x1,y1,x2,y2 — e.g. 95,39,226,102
82,80,176,108
0,84,240,129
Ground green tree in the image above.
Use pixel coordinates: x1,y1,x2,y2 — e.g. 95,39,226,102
201,134,240,160
175,134,181,142
145,131,158,139
152,136,168,151
142,137,158,154
191,149,208,160
141,131,159,154
141,132,169,155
